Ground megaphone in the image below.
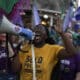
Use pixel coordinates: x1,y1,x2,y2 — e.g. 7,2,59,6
0,15,34,40
0,15,21,34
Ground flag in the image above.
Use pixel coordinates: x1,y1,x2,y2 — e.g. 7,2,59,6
72,7,80,32
0,0,19,14
73,7,80,21
18,0,31,10
8,0,24,27
32,3,41,26
62,2,74,32
73,24,80,32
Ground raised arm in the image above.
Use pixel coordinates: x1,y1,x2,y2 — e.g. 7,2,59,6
54,16,76,58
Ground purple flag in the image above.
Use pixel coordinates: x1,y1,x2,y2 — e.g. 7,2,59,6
32,3,41,26
8,0,24,27
73,7,80,21
62,2,74,32
74,24,80,32
72,7,80,32
18,0,31,10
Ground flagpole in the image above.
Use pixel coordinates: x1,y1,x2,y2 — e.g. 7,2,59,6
31,44,36,80
31,1,38,80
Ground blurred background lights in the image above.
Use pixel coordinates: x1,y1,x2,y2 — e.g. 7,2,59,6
41,21,47,25
43,14,49,19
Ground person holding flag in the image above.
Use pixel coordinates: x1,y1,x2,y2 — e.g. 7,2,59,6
54,1,80,79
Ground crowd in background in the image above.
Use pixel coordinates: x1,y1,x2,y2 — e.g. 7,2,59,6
0,0,80,80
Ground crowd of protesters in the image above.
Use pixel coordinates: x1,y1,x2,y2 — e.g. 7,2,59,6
0,0,80,80
0,16,79,80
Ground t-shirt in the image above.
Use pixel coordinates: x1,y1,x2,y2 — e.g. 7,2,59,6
59,53,80,80
19,44,64,80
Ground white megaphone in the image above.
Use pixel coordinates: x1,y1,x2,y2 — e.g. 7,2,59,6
0,15,34,40
0,15,21,34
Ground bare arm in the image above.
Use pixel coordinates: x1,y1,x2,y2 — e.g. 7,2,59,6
59,33,76,54
10,54,21,73
8,42,15,57
54,16,76,58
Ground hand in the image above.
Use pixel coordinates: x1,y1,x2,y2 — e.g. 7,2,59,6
54,16,63,34
19,28,34,40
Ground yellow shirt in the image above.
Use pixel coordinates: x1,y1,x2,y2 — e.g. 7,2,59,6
19,44,64,80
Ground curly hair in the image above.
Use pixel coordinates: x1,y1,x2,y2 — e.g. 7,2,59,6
32,24,47,35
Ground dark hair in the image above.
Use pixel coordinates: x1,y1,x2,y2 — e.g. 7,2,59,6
33,24,47,35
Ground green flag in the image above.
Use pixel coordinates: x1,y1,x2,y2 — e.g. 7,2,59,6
0,0,19,14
